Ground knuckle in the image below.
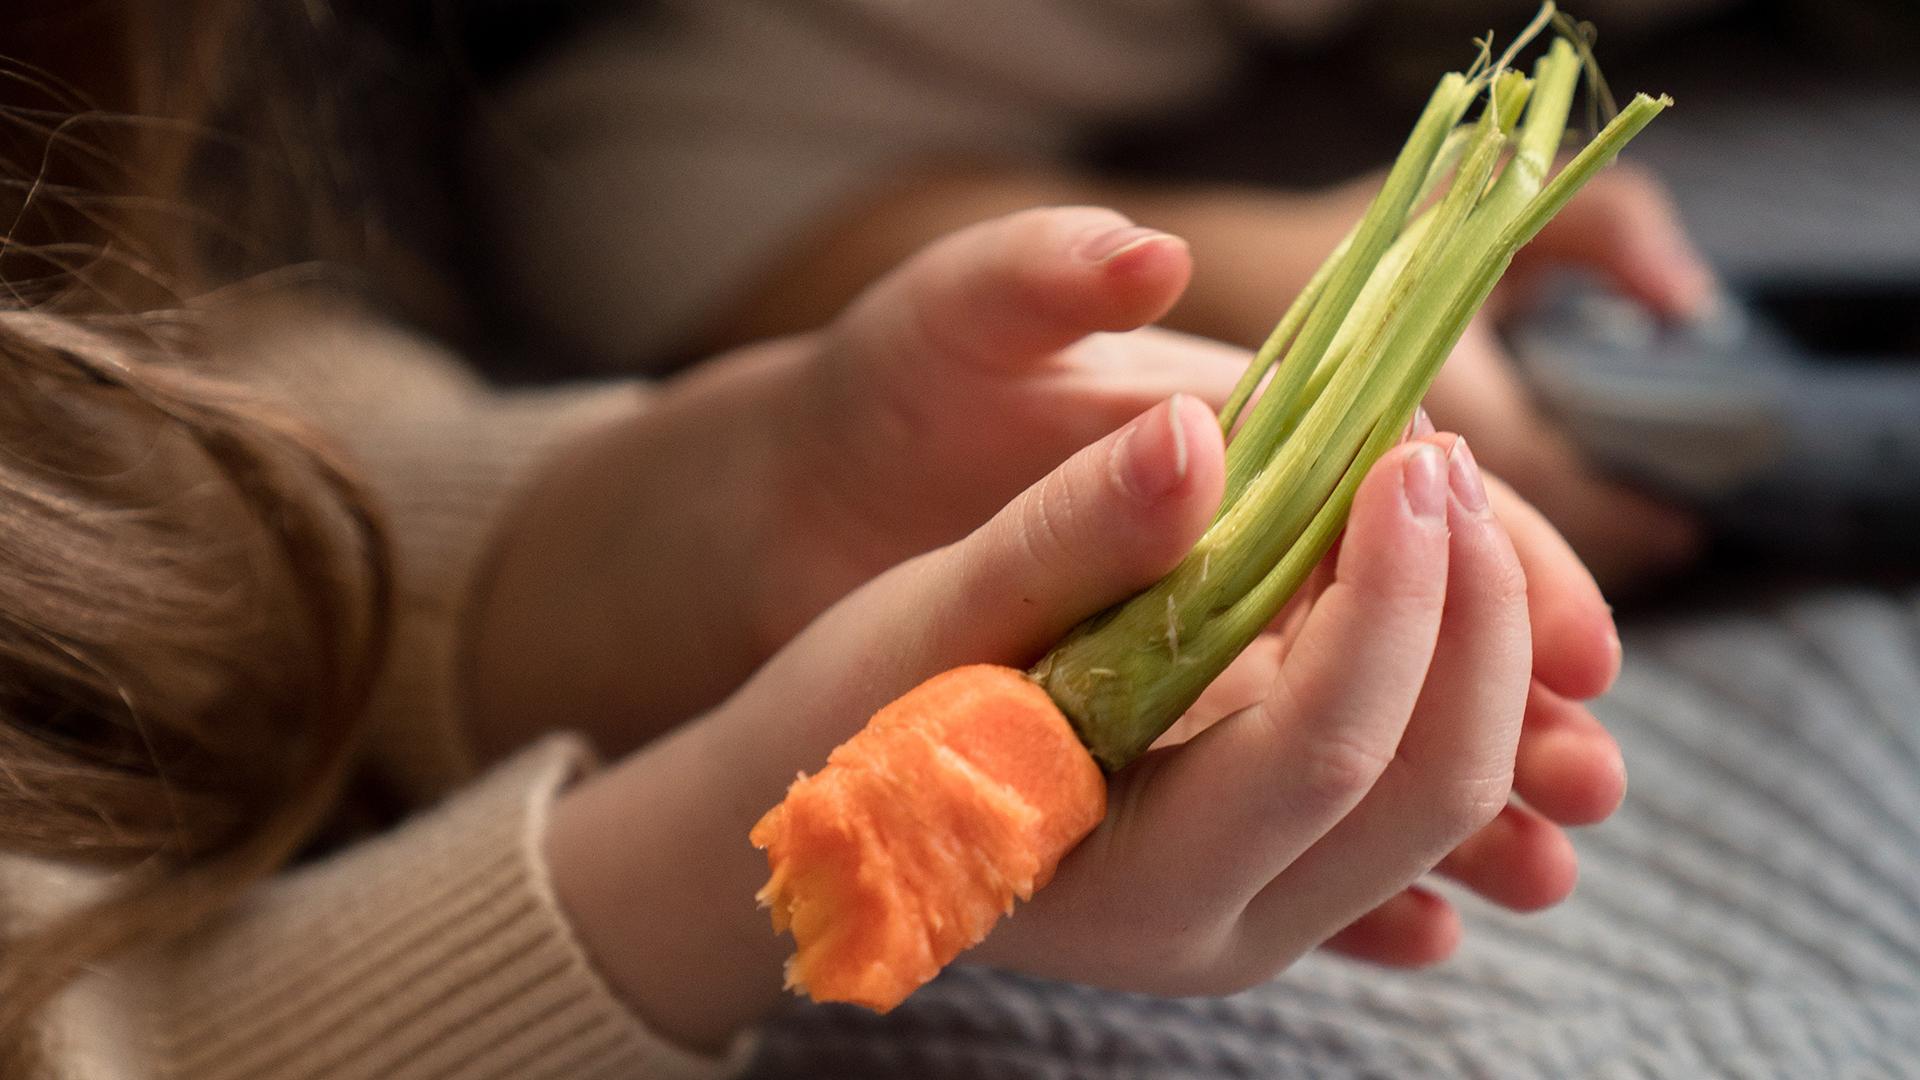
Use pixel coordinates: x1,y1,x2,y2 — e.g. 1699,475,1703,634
1295,727,1394,809
1012,468,1081,578
1212,924,1309,994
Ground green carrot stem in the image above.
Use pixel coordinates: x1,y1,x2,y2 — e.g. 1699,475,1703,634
1214,64,1531,441
1215,73,1474,510
1033,12,1668,770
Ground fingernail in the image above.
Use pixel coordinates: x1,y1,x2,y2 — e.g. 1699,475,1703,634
1404,443,1446,520
1116,395,1190,502
1077,224,1174,264
1405,403,1436,438
1448,437,1490,514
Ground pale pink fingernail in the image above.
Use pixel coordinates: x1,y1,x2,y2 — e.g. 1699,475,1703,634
1411,406,1436,438
1448,438,1489,514
1404,443,1447,520
1116,395,1191,502
1077,224,1175,264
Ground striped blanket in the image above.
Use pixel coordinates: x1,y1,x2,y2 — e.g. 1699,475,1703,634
746,589,1920,1079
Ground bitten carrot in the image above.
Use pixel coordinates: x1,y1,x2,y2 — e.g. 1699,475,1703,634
753,2,1667,1012
750,665,1105,1010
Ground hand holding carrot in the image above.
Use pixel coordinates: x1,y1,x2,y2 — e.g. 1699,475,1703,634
468,206,1244,756
543,376,1624,1050
747,204,1246,650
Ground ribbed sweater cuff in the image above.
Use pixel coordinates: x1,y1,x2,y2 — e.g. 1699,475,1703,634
157,736,748,1080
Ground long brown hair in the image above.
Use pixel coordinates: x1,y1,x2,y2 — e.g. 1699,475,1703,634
0,1,407,1061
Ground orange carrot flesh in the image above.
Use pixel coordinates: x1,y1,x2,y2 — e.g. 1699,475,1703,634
749,664,1106,1011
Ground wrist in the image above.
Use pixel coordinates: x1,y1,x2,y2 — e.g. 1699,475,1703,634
464,345,793,760
544,715,790,1054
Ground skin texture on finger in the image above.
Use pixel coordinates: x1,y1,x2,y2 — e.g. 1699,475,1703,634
947,393,1225,656
1241,437,1531,968
833,205,1192,381
1049,326,1250,417
1514,680,1628,826
980,327,1251,479
1319,886,1462,969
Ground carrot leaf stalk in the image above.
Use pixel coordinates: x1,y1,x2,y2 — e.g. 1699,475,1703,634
754,2,1667,1010
1036,21,1669,769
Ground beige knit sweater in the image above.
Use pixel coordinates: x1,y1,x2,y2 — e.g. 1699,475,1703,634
1,301,743,1079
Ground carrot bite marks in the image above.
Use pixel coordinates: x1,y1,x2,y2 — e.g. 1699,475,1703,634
749,665,1106,1011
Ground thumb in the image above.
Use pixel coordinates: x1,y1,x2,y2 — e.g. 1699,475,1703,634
938,391,1225,663
734,394,1224,763
833,206,1192,378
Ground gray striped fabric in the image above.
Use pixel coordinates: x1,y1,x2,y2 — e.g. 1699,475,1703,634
745,589,1920,1079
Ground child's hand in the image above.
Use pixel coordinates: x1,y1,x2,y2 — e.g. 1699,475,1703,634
750,205,1245,651
547,390,1626,1051
965,433,1612,990
470,206,1243,756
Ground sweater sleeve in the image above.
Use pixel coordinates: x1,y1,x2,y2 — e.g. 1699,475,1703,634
143,735,750,1080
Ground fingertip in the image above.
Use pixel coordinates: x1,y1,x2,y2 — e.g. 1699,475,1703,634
1437,804,1580,913
1501,810,1580,912
1326,440,1453,617
1409,888,1464,965
1521,726,1628,827
1515,686,1628,825
849,206,1195,376
1323,887,1462,968
1091,230,1192,324
1053,210,1190,333
1170,390,1226,465
1535,603,1623,701
1619,243,1717,322
1112,394,1227,554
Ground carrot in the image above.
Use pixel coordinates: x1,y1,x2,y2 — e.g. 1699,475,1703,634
752,2,1666,1011
750,665,1104,1010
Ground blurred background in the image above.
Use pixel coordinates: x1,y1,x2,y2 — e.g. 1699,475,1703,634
1099,0,1920,585
457,0,1920,599
6,0,1919,592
